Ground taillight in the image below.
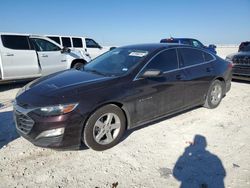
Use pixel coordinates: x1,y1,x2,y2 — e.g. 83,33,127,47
228,62,233,68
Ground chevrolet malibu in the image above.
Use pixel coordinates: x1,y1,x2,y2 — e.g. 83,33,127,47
14,44,232,151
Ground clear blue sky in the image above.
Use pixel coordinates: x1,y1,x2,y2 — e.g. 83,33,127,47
0,0,249,46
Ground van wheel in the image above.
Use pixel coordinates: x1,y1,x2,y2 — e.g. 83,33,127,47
83,104,126,151
204,80,223,109
73,62,84,70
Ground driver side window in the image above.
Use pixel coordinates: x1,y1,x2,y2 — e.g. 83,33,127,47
145,49,178,72
31,38,61,51
86,38,100,48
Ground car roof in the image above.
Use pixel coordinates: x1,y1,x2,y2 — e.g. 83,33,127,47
0,33,88,39
120,43,187,51
0,32,30,36
161,38,197,41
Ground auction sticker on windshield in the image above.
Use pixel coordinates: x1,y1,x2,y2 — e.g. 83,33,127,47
129,51,148,57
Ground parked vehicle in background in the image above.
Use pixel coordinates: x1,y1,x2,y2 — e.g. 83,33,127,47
46,35,114,59
14,43,232,151
160,37,217,54
225,41,250,81
0,33,90,84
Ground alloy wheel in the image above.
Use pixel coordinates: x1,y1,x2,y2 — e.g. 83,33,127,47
93,113,121,145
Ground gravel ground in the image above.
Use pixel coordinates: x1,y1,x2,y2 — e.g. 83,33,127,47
0,81,250,188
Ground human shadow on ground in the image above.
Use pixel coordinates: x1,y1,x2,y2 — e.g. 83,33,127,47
173,135,226,188
0,110,20,149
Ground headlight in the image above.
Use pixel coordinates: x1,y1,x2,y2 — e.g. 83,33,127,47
33,103,78,116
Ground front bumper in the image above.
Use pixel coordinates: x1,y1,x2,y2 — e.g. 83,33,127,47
14,103,85,149
232,65,250,81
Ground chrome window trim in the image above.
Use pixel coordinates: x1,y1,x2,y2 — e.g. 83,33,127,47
133,46,216,81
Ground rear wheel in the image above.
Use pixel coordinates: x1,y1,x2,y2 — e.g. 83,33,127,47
204,80,223,109
83,104,126,151
72,62,84,70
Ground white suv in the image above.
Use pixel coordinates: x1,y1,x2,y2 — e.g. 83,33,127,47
0,33,91,83
46,35,113,59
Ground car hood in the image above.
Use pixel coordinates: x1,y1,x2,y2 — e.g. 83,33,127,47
226,51,250,59
16,69,114,106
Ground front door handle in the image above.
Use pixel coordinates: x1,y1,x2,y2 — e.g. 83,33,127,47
41,54,48,57
4,53,14,56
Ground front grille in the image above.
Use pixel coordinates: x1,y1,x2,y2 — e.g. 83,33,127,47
15,110,34,134
233,56,250,65
233,67,250,76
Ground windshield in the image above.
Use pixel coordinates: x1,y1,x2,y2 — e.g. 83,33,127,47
84,48,149,76
239,42,250,52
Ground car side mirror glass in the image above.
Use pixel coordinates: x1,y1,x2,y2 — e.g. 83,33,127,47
110,47,116,51
61,47,71,53
141,69,162,78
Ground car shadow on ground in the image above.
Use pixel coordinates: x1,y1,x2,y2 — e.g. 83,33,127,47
121,106,200,142
0,110,20,149
172,135,226,188
232,79,250,84
0,81,28,92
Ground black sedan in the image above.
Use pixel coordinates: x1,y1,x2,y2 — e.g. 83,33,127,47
14,43,232,151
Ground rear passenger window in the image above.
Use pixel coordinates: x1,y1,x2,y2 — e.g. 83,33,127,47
72,38,83,48
47,36,61,45
179,48,204,67
1,35,30,50
146,49,178,72
203,51,214,61
62,37,72,47
30,38,61,51
181,40,191,45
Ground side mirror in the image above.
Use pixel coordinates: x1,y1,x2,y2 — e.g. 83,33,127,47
110,47,116,51
61,47,71,53
208,44,216,49
141,69,162,78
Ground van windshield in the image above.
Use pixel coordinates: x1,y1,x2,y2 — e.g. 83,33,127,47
84,48,149,76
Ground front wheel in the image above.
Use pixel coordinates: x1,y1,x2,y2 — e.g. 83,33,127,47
204,80,223,109
83,104,126,151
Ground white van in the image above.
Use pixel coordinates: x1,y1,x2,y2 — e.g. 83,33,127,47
0,33,91,83
46,35,113,59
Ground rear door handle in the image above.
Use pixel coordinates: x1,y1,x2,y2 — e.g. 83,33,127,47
206,67,213,72
41,54,48,57
4,53,14,56
176,74,185,80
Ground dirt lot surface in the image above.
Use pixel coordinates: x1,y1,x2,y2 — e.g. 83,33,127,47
0,81,250,188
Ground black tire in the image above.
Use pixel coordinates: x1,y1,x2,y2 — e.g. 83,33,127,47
204,80,223,109
72,62,84,70
83,104,126,151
